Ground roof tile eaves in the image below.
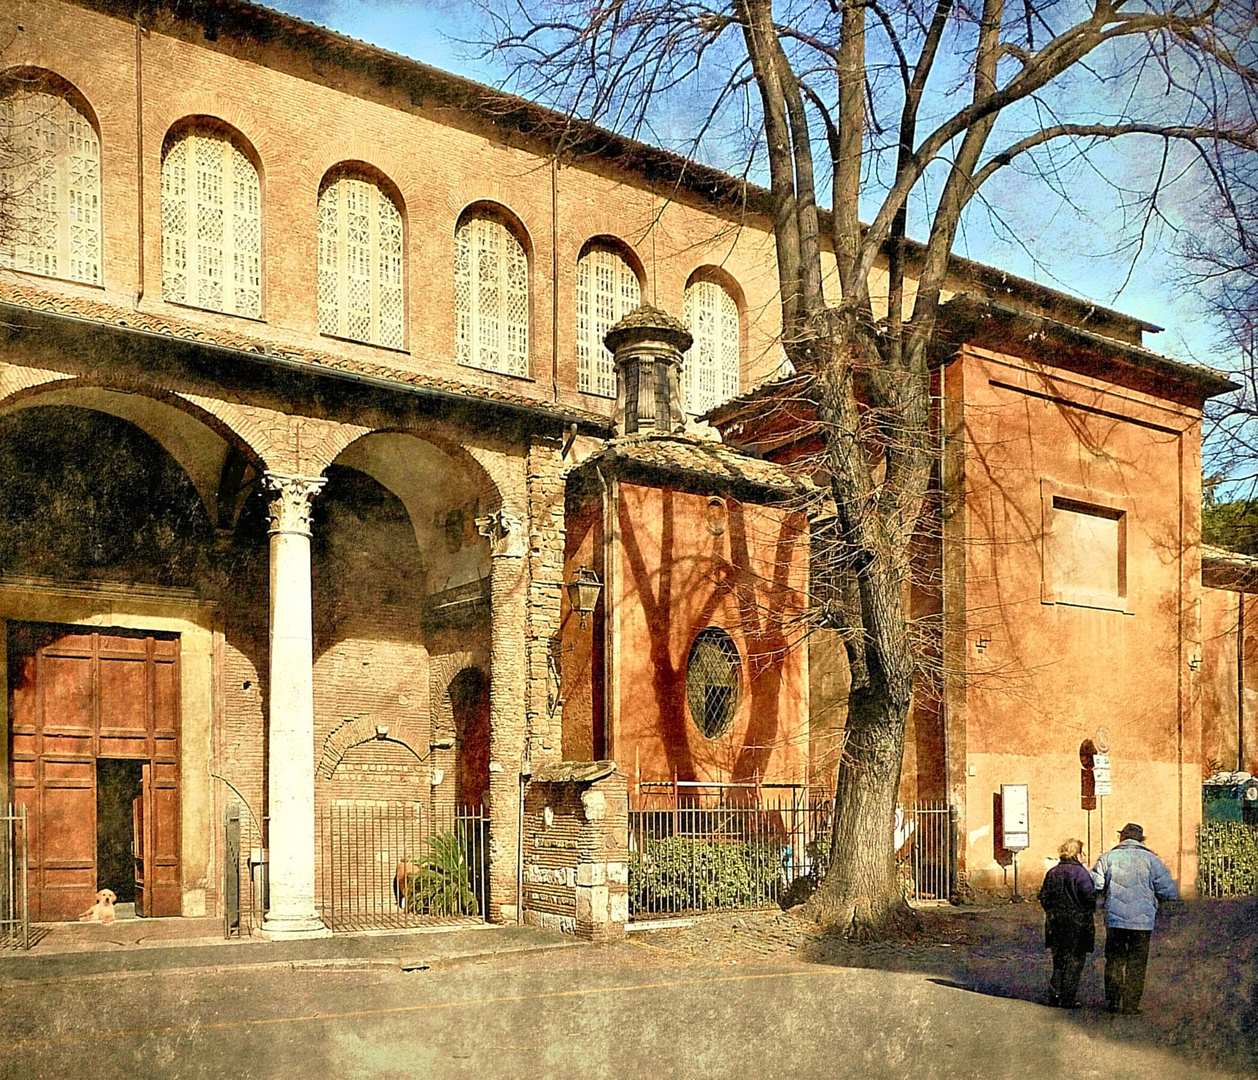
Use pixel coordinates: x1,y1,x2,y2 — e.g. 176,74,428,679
0,281,604,421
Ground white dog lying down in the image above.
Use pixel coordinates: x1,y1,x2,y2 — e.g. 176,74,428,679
78,888,117,924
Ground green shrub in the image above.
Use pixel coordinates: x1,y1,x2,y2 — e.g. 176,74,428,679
399,827,480,917
1197,822,1258,898
629,835,782,915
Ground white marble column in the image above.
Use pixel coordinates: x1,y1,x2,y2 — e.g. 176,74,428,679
259,471,329,939
476,508,527,923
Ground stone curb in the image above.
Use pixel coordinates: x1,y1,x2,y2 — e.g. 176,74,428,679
0,937,588,989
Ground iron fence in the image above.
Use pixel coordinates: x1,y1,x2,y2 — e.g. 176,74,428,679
1196,821,1258,898
0,803,29,949
629,786,832,918
628,784,956,918
321,801,488,931
221,803,267,938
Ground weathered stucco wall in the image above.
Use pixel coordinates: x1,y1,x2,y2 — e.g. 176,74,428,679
949,345,1205,894
607,482,808,790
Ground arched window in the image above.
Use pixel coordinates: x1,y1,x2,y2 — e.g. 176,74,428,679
161,126,261,317
0,83,100,285
455,211,529,377
686,627,741,739
317,171,404,349
682,278,740,415
576,243,640,397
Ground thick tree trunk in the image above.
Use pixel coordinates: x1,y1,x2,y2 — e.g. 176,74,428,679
803,677,912,936
796,316,927,938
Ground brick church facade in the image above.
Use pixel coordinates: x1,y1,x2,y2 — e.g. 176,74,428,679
0,0,1248,932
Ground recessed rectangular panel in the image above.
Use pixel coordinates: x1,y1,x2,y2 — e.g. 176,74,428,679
41,653,93,733
154,658,179,737
41,783,95,863
98,635,147,658
98,736,150,758
100,656,149,735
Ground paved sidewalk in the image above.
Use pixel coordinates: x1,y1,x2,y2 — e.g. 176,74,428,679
0,918,582,986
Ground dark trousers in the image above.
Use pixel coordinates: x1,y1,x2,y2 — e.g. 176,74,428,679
1104,928,1152,1013
1048,949,1087,1005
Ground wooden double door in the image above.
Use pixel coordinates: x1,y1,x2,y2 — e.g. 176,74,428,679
8,623,181,922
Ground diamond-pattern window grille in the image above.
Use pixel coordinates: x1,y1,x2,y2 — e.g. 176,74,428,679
317,174,404,349
0,89,100,285
685,628,741,739
161,129,261,318
576,246,640,397
455,214,529,377
682,279,740,416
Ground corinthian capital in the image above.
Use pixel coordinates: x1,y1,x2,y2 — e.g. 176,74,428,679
475,508,525,558
264,472,327,537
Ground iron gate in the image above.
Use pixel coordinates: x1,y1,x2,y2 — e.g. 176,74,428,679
1,803,30,949
321,801,488,931
904,801,956,904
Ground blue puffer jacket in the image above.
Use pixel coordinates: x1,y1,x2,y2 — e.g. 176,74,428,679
1091,840,1179,930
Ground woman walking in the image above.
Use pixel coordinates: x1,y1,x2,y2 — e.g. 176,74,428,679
1038,838,1096,1008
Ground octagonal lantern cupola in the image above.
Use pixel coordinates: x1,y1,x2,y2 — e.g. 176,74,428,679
603,304,693,435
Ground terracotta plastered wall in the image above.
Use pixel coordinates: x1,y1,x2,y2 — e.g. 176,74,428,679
950,345,1205,892
560,488,604,762
609,482,808,788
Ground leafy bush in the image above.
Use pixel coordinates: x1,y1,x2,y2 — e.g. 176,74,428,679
399,827,480,917
1197,822,1258,898
629,835,782,915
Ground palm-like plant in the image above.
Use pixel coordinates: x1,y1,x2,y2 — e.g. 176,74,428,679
399,827,479,917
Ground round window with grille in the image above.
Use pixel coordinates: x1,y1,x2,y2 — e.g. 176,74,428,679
686,628,741,738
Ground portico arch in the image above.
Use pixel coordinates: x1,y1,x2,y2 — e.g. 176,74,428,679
0,379,268,526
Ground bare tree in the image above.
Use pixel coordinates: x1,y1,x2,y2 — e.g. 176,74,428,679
482,0,1258,934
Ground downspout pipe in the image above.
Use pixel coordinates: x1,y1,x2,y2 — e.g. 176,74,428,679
135,20,147,303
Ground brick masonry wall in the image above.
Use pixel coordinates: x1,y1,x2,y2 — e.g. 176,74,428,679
2,0,791,412
526,435,568,765
521,766,629,940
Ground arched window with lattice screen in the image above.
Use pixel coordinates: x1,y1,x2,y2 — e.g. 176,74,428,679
682,278,740,415
576,244,640,397
161,126,261,317
455,212,529,377
0,83,100,285
317,171,404,349
686,627,741,739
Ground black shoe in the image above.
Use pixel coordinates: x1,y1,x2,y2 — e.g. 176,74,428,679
1046,995,1061,1008
1060,1000,1081,1009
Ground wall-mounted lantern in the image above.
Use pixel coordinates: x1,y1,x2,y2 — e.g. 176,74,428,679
567,565,604,629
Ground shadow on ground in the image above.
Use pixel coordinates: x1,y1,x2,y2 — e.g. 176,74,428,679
799,900,1258,1077
637,899,1258,1078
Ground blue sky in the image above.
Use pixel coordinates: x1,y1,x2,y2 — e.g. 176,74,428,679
267,0,1228,371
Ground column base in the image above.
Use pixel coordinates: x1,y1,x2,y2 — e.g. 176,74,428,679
257,915,331,940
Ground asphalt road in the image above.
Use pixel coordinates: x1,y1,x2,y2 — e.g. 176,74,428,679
0,939,1242,1080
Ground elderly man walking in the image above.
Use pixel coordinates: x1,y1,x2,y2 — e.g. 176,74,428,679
1091,823,1179,1015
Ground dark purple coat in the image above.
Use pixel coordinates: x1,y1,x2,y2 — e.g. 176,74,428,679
1038,856,1097,954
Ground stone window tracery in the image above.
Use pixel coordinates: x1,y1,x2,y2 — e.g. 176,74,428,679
455,212,529,377
0,87,100,285
683,278,740,415
576,245,640,397
161,127,261,317
317,172,404,349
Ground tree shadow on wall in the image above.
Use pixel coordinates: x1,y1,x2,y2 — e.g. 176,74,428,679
618,488,806,782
